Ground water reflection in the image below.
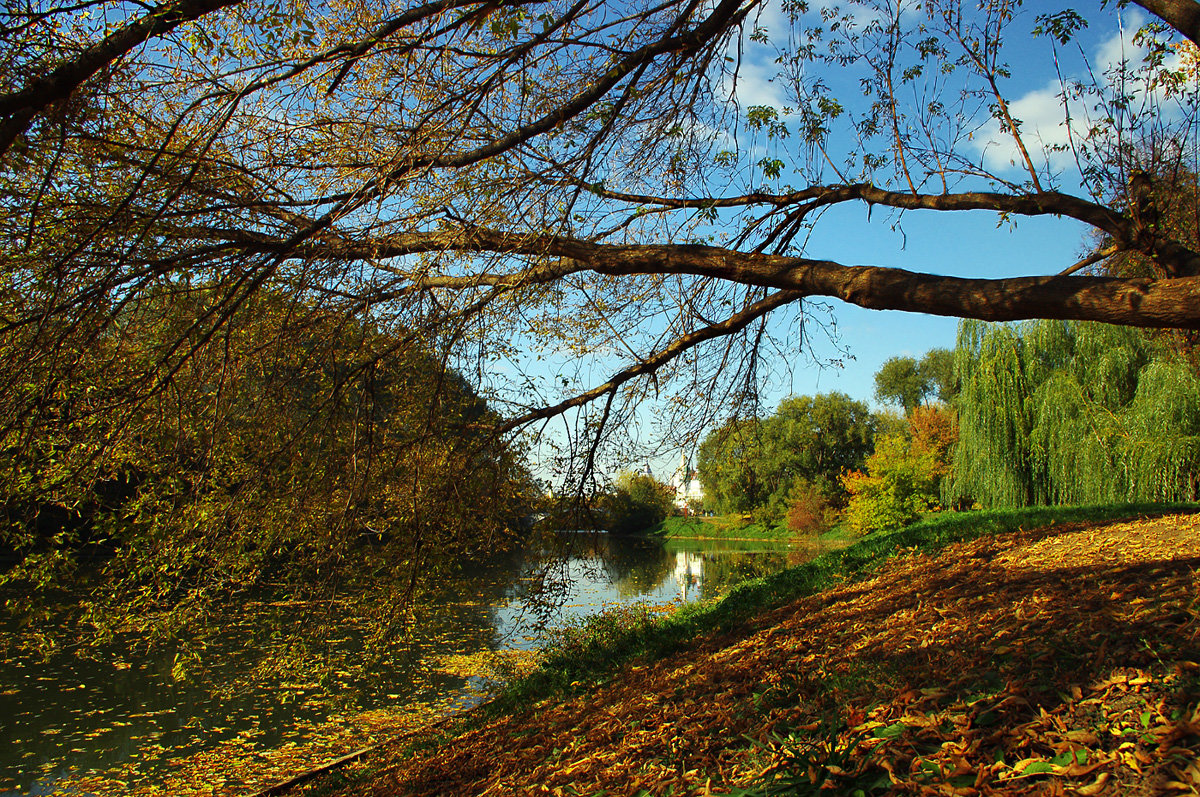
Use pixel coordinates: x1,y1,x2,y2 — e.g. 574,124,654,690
673,552,703,602
1,532,810,796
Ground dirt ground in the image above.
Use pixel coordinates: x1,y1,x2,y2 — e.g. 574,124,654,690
341,512,1200,796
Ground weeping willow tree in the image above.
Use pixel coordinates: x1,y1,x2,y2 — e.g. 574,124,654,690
950,319,1200,508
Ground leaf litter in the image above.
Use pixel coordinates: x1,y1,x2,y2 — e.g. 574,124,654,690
333,513,1200,796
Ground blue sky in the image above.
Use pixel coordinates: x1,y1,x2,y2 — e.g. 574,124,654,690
725,1,1170,411
767,208,1092,410
516,0,1193,481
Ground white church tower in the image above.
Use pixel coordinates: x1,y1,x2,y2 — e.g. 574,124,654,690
670,452,704,514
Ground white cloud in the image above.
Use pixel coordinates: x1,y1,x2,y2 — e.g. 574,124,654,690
1095,10,1146,72
970,7,1195,176
973,83,1091,173
722,56,791,111
720,0,793,114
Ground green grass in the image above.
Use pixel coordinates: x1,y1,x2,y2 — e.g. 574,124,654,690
484,502,1197,717
650,514,792,540
817,523,859,542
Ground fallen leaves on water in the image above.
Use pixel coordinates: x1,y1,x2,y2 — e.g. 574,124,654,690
432,649,542,683
44,695,466,797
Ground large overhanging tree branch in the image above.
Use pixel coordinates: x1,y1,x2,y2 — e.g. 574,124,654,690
202,224,1200,329
5,0,1200,648
4,0,1200,461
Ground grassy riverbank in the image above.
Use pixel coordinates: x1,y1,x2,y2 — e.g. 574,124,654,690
294,501,1200,796
650,514,857,542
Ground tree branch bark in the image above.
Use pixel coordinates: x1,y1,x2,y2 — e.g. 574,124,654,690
210,226,1200,329
0,0,244,158
567,181,1200,276
1133,0,1200,47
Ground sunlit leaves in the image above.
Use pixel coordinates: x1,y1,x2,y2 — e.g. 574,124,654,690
1032,10,1090,46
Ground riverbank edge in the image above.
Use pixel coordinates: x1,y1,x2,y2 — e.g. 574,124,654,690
286,500,1200,796
645,514,858,542
477,502,1199,716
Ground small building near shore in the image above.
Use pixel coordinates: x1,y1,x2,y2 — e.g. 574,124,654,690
670,452,704,514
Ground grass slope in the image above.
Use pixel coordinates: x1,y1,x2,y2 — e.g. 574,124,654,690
319,504,1200,796
652,514,859,543
650,515,791,541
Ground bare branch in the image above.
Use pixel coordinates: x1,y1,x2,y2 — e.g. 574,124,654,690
497,288,802,432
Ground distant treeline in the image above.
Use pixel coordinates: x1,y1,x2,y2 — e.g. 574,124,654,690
693,320,1199,536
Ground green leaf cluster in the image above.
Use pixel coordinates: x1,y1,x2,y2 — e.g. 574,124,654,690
697,393,876,522
842,435,940,535
873,349,956,414
949,319,1200,508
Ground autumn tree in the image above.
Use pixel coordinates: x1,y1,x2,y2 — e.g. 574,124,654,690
4,0,1200,632
842,404,957,534
0,282,534,648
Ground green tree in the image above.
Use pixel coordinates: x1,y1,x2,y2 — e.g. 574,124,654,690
696,418,767,515
760,393,876,510
874,349,956,412
697,393,874,520
919,349,958,403
874,357,926,413
601,471,674,535
949,318,1200,508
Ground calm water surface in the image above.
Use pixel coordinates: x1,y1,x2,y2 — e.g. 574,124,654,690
0,532,820,795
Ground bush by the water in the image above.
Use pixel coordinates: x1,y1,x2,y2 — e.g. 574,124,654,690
785,478,832,535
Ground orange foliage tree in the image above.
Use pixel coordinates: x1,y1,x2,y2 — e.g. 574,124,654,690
842,405,958,534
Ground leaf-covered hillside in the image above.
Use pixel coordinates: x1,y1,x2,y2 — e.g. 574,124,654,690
341,513,1200,796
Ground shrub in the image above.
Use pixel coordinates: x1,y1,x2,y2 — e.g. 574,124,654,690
751,504,783,528
541,602,657,660
841,406,958,534
842,433,943,534
785,478,831,535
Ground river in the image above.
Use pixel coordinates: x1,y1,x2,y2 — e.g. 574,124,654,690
1,532,826,796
